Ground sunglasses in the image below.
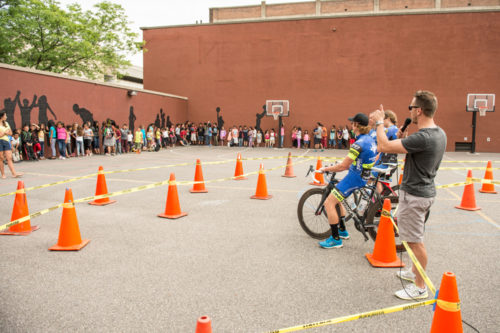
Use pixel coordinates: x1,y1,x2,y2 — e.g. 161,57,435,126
408,105,420,111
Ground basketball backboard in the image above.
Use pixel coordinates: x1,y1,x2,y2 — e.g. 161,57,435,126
266,100,289,120
466,93,495,112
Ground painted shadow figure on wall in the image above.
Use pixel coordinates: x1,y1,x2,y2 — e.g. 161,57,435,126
255,105,266,131
216,107,224,130
1,91,58,129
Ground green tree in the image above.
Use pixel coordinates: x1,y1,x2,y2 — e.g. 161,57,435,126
0,0,143,79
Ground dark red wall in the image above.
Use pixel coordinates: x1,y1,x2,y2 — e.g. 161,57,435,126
1,65,188,131
143,12,500,152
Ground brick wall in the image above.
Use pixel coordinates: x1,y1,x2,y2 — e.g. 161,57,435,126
1,64,188,132
321,0,374,14
266,2,316,17
379,0,435,10
209,0,500,22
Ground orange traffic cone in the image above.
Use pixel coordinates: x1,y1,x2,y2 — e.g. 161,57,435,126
455,170,480,211
365,199,404,267
89,166,116,206
282,152,296,178
430,272,463,333
0,181,39,236
479,161,497,194
398,159,405,185
49,189,90,251
234,153,247,180
309,157,326,186
158,173,188,219
251,164,272,200
190,159,208,193
195,316,212,333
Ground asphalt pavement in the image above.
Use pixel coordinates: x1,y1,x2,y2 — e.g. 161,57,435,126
1,146,499,332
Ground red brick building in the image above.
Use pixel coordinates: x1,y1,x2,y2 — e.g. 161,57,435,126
143,1,500,152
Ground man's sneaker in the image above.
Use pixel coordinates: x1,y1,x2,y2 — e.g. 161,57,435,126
394,284,428,300
319,236,343,249
339,229,350,240
396,269,416,283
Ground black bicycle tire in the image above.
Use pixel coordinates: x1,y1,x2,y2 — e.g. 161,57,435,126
365,191,401,241
297,187,331,239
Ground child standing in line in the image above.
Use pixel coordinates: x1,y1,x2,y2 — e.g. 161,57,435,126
269,129,276,148
256,130,262,147
220,126,226,146
76,125,84,156
264,130,270,148
134,126,143,151
296,127,302,149
303,130,310,148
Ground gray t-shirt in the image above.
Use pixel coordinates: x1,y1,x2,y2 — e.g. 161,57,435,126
401,127,447,198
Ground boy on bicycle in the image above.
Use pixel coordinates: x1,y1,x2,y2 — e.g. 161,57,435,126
318,113,377,249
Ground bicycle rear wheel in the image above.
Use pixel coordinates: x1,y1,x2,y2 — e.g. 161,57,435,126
297,187,331,239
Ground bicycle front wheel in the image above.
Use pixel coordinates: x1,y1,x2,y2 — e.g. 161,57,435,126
297,187,331,239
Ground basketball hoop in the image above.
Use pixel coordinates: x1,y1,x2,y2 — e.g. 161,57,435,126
479,107,487,117
272,111,280,120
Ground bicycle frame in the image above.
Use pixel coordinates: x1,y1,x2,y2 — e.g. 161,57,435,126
306,164,397,241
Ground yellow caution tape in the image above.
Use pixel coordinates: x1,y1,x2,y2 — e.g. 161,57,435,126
266,299,435,332
436,299,461,312
0,157,314,231
440,160,500,163
0,155,313,198
435,182,467,189
387,213,436,295
438,167,500,170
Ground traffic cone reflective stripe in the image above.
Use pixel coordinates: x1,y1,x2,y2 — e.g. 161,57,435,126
309,157,326,186
195,316,212,333
251,164,272,200
455,170,480,211
365,199,404,267
49,189,90,251
158,173,188,219
479,161,497,193
234,153,247,180
430,272,463,333
0,181,39,236
89,166,116,206
282,152,296,178
190,159,208,193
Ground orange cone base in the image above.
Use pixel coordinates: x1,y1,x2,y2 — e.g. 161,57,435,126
250,194,273,200
158,212,188,219
49,239,90,251
88,199,116,206
0,225,39,236
454,205,480,211
282,174,296,178
234,176,247,180
365,253,405,268
479,189,497,194
309,182,326,186
190,188,208,193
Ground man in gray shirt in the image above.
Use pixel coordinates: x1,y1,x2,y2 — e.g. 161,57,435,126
370,90,446,300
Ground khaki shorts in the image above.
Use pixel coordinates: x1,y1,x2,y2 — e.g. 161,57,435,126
396,190,435,243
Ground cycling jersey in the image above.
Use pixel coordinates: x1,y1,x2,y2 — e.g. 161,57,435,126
332,134,377,201
380,125,398,164
347,134,378,179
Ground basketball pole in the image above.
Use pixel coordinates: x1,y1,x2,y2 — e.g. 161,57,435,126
471,110,477,154
278,115,283,148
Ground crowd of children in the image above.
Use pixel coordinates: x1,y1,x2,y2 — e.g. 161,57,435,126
3,117,355,166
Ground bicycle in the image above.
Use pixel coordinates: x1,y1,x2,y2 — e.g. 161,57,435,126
297,163,400,242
